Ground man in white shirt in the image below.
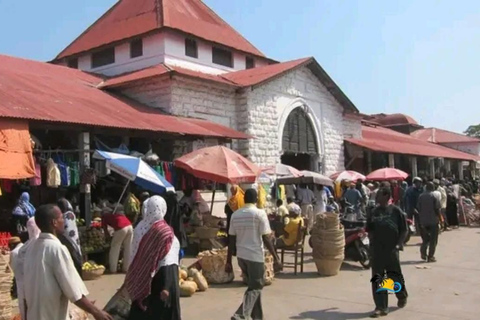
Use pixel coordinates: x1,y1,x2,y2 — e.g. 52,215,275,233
435,179,449,231
226,189,281,320
296,184,316,231
24,204,112,320
313,185,328,215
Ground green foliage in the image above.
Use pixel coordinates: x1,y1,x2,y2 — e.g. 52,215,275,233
464,124,480,138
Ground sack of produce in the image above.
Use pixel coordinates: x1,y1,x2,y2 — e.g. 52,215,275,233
197,248,234,284
0,253,12,320
103,286,131,320
314,258,343,276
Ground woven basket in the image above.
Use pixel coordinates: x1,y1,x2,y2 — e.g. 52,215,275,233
195,227,219,240
82,267,105,281
312,213,340,232
314,258,343,276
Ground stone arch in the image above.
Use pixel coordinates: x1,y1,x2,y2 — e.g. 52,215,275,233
278,99,323,157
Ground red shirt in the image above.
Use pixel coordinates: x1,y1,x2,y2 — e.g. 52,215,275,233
102,213,131,231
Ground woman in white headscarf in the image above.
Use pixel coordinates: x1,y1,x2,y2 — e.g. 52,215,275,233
129,198,150,266
125,196,181,320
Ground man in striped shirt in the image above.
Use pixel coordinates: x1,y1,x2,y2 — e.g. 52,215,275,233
226,188,281,320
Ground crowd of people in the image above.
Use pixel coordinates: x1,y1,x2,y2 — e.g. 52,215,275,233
4,175,478,320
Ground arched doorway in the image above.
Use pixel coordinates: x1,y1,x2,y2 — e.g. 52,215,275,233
281,107,319,170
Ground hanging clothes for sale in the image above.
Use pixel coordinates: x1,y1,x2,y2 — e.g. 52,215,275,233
52,155,70,186
46,158,61,188
69,162,80,186
1,179,13,193
29,160,42,186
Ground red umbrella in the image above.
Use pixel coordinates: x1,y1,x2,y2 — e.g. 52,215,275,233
330,170,366,182
174,146,260,184
366,168,409,181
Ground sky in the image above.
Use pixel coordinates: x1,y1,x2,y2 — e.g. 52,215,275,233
1,0,479,133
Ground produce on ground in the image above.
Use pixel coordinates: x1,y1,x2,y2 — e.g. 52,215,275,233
80,227,109,254
197,248,234,284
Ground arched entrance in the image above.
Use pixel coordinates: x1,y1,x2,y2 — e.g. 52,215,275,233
281,107,319,170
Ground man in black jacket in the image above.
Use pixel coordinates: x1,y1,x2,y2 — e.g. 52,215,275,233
367,187,408,318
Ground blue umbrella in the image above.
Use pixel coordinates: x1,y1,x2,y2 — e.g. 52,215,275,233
93,150,175,194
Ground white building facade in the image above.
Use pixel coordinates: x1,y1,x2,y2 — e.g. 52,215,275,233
53,0,362,175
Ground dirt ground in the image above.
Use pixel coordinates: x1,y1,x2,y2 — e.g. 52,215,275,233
84,227,480,319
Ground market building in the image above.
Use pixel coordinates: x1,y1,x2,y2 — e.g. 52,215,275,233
50,0,363,174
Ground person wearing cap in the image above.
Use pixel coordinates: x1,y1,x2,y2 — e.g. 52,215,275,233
405,177,423,233
343,182,364,219
102,206,133,273
275,203,304,249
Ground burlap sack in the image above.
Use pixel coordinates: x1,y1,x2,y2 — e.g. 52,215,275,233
198,249,234,284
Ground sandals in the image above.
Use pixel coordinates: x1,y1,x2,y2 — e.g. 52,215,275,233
370,309,388,318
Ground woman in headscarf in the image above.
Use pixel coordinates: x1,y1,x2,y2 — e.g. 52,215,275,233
12,192,36,235
57,199,83,277
164,192,188,252
224,185,245,233
129,198,150,266
446,186,459,228
126,196,181,320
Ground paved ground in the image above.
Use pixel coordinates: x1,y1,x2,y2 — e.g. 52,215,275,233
87,227,480,320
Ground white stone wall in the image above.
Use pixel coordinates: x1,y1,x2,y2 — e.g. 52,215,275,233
241,65,362,174
114,78,172,112
169,77,238,129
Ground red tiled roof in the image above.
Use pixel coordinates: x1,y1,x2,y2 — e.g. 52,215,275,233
99,64,236,89
56,0,264,60
411,128,480,144
0,54,249,140
222,57,311,86
100,57,359,113
346,125,480,161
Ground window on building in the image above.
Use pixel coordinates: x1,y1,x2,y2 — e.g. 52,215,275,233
130,39,143,58
91,47,115,68
212,47,233,67
185,38,198,58
67,58,78,69
246,56,255,69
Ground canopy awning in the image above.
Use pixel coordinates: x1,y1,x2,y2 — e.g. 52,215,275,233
0,119,35,179
346,125,480,161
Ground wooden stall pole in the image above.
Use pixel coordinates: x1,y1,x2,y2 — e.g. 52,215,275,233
79,132,92,226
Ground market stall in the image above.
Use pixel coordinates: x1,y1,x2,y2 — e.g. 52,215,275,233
174,146,260,252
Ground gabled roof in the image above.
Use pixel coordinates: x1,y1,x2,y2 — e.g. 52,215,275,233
367,113,420,127
346,125,479,161
101,57,359,113
0,54,249,140
411,127,480,144
55,0,264,60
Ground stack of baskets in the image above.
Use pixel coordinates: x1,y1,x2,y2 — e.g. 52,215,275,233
0,253,12,320
311,212,345,276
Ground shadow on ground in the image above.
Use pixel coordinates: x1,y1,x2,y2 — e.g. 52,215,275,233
291,307,399,320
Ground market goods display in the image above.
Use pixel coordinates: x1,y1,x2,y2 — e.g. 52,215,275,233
103,286,131,320
241,251,274,286
80,227,109,254
0,253,12,320
82,261,106,280
189,268,208,291
197,248,234,284
179,280,197,297
311,213,345,276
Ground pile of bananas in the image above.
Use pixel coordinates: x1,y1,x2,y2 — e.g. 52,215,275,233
82,261,105,272
216,231,228,238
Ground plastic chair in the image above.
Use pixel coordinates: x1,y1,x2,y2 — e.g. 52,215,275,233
277,223,306,275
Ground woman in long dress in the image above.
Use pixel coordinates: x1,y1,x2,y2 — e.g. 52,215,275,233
12,192,36,235
224,185,245,233
57,198,83,277
126,196,181,320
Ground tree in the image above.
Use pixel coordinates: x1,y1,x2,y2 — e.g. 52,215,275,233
464,124,480,138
